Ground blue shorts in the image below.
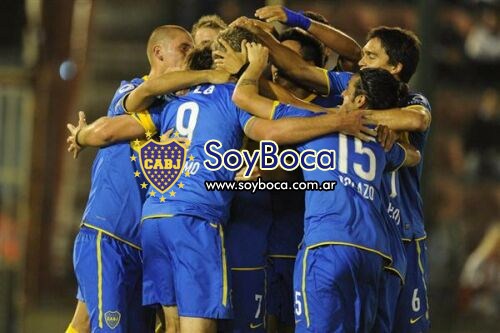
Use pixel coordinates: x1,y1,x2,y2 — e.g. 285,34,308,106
394,239,430,332
293,244,384,333
220,268,266,332
73,226,155,332
372,270,402,333
266,256,296,326
141,215,232,319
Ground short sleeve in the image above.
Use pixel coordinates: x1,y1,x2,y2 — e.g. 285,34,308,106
385,143,407,172
404,93,431,112
273,103,317,120
324,70,352,97
109,80,142,116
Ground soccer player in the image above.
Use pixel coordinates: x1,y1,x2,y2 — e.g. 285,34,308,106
243,10,432,331
232,42,420,332
65,25,204,333
68,27,376,333
191,14,228,46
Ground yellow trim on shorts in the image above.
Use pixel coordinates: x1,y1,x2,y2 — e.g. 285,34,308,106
81,223,142,250
300,241,404,328
268,254,296,259
96,231,103,328
301,247,311,327
416,240,430,320
140,214,175,223
219,225,229,307
384,266,405,284
231,266,266,271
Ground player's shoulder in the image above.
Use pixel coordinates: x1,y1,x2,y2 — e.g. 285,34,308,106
405,91,431,111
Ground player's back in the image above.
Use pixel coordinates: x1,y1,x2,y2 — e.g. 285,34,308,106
142,83,251,224
82,77,151,247
274,104,406,262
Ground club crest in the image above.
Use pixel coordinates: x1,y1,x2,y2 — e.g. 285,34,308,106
139,139,187,193
104,311,121,329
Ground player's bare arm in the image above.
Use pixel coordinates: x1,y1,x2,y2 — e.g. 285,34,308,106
233,43,376,143
399,142,421,167
235,18,329,95
365,105,431,132
255,5,362,63
125,69,230,113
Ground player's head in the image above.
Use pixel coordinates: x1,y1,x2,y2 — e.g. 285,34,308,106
214,26,258,53
342,68,408,110
359,26,421,83
272,28,326,87
147,25,194,72
191,15,228,47
185,45,214,70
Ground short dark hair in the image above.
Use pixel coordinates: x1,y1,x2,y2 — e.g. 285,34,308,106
279,28,326,67
354,68,408,109
186,45,213,70
191,15,227,36
367,26,421,83
216,26,258,52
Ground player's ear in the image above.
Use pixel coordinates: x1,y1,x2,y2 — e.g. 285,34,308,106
354,94,366,108
390,62,403,77
153,45,164,62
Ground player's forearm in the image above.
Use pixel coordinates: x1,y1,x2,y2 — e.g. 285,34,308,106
308,21,361,63
367,106,431,132
263,113,346,145
125,70,214,113
233,64,268,117
77,116,145,147
399,143,421,167
259,79,325,113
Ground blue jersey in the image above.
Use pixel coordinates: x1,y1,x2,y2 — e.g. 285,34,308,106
141,83,253,224
82,77,162,247
398,93,431,239
268,72,351,257
274,103,406,264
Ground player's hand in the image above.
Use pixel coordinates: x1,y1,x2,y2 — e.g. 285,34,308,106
160,128,191,147
213,38,247,75
231,17,269,37
207,69,231,84
235,165,261,181
336,108,377,142
66,111,87,159
377,125,398,151
255,5,287,23
246,42,269,70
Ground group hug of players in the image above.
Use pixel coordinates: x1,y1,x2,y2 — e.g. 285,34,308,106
65,4,432,333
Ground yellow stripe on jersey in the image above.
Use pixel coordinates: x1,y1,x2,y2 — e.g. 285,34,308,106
243,116,256,134
219,225,229,307
321,68,330,96
131,111,157,136
303,93,317,102
81,223,142,250
96,231,104,328
269,100,280,120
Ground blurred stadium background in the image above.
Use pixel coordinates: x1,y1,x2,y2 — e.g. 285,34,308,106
0,0,498,332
